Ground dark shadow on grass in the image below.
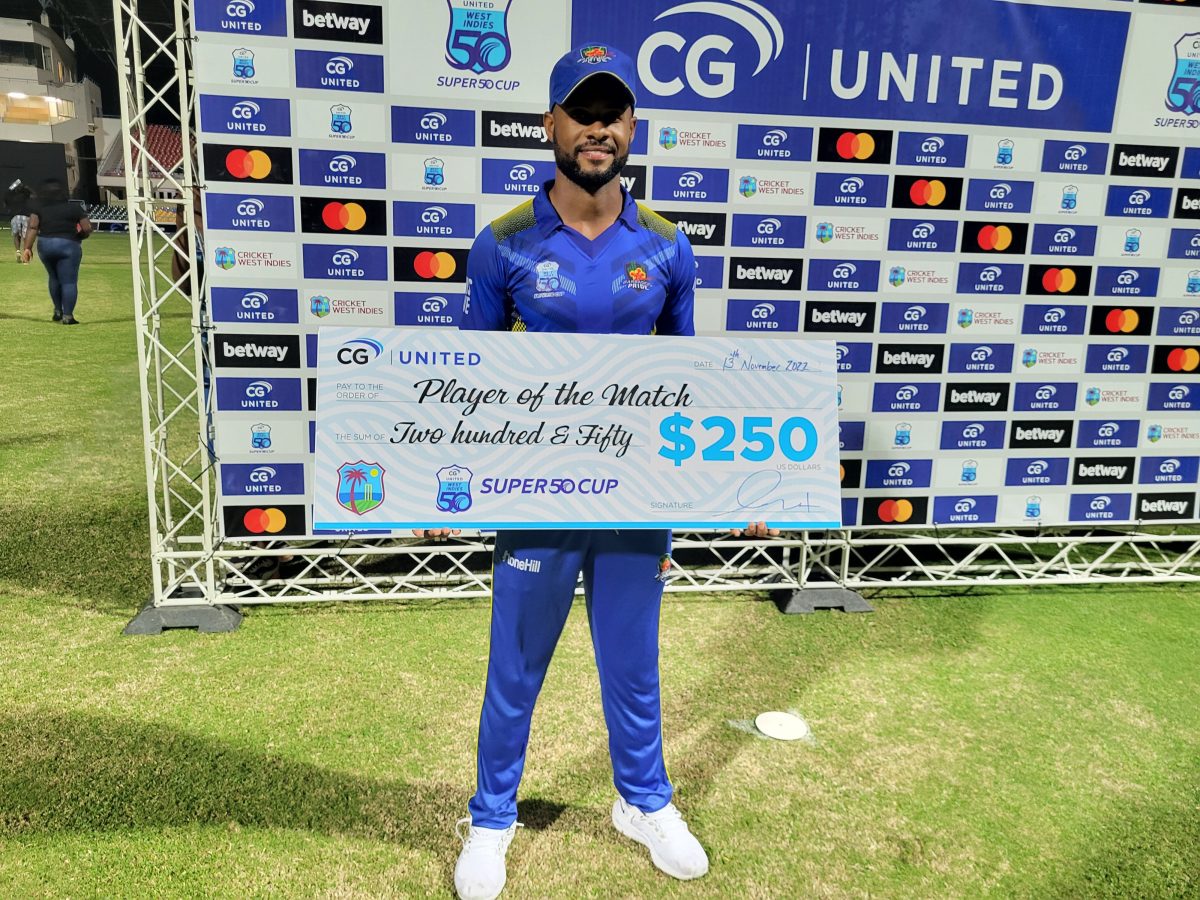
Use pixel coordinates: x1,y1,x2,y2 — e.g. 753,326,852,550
514,798,568,832
0,709,464,860
0,490,152,617
519,589,990,836
0,430,70,450
1033,767,1200,899
0,313,150,326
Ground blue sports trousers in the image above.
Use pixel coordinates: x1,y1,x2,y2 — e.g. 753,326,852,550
468,529,674,828
37,236,83,317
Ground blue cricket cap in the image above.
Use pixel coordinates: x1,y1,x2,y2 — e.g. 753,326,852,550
549,43,637,111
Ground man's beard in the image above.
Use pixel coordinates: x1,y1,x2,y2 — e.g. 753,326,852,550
554,142,629,195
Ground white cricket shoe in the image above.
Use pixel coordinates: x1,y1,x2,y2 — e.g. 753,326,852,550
454,817,519,900
611,797,710,880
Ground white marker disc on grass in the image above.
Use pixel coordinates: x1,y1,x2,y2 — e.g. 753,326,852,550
754,711,810,741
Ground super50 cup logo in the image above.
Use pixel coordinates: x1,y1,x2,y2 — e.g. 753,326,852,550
445,0,512,74
1167,33,1200,117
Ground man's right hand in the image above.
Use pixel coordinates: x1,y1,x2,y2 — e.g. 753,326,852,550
412,528,462,542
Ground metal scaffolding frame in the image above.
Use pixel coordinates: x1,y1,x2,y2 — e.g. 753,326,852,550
115,0,1200,616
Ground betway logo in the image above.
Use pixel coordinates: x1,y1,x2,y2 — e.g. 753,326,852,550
950,388,1002,406
1118,151,1171,173
882,350,935,367
1079,463,1128,479
736,263,792,282
489,119,546,141
811,309,866,327
223,342,288,362
676,220,716,240
1015,426,1064,442
301,8,371,35
1142,498,1188,514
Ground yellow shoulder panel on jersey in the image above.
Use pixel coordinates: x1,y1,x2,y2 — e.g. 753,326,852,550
636,203,678,241
489,199,537,243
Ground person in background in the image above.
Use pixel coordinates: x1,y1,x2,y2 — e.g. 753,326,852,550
21,178,91,324
6,181,34,264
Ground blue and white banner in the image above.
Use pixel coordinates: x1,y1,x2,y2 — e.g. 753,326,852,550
192,0,1200,533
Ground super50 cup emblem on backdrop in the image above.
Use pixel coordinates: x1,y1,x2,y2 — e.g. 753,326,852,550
444,0,512,75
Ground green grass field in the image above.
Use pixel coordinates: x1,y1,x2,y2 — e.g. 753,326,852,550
1,234,1198,898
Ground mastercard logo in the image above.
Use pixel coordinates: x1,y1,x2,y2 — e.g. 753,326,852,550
1167,347,1200,372
243,507,287,534
976,224,1014,252
836,131,876,160
1041,267,1078,293
322,201,367,231
1105,308,1141,333
876,499,914,524
413,250,457,279
908,179,947,207
225,148,272,180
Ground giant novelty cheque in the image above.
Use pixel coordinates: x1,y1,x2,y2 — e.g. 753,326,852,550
314,329,841,532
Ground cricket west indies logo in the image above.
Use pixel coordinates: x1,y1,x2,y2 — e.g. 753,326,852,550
336,461,385,514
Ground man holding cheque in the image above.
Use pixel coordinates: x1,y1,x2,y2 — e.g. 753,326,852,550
424,44,776,900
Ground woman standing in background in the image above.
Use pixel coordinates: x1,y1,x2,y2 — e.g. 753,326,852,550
21,178,92,325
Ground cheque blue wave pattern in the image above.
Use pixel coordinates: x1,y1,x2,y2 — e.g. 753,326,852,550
314,328,841,527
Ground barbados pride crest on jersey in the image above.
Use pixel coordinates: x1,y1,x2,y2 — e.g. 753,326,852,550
619,260,651,292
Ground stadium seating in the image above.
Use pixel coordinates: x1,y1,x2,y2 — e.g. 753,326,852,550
98,123,183,179
83,203,177,229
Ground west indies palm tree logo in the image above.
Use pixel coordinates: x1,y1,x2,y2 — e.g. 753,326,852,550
336,461,385,515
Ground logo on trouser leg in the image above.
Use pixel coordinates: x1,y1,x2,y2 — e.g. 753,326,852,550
656,553,675,583
500,550,541,573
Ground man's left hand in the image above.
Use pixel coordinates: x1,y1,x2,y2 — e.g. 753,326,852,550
730,521,780,538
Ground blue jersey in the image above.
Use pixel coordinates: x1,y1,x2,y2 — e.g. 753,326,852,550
460,182,695,335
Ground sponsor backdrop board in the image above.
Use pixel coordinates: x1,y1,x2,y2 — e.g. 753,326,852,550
194,0,1200,536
